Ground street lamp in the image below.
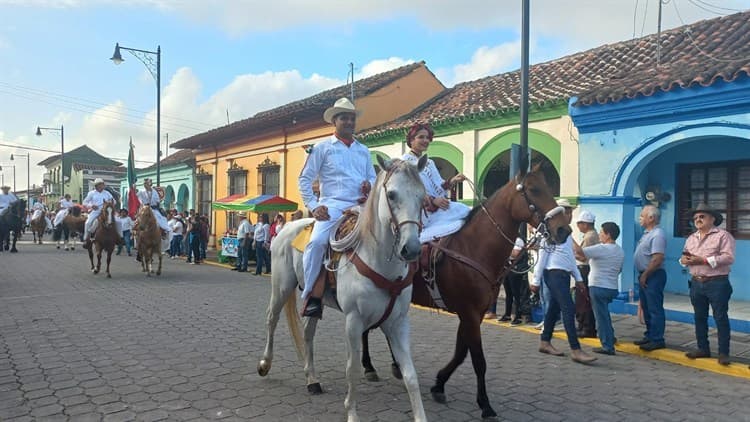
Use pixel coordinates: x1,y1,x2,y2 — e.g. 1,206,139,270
10,153,30,201
36,125,65,197
0,164,16,192
110,42,161,186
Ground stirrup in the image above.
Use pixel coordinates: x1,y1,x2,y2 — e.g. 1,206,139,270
302,297,323,318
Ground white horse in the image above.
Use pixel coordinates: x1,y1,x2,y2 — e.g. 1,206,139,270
258,156,429,422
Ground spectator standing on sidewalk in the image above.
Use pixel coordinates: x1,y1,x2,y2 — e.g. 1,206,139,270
199,215,209,260
574,222,624,355
575,210,599,338
531,200,596,364
633,205,667,352
186,214,202,265
680,203,736,366
234,215,253,272
169,214,184,259
254,214,271,275
115,209,134,256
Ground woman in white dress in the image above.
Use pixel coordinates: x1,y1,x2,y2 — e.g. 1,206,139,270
401,123,471,243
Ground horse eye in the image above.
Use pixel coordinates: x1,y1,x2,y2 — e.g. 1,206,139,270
387,191,397,201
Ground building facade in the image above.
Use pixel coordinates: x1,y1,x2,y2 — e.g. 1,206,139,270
119,149,195,213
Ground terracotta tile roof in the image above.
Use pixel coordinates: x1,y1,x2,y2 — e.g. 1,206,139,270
361,10,750,140
141,149,195,170
172,61,432,149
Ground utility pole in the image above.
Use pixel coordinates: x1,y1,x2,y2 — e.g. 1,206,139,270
519,0,531,240
657,0,663,67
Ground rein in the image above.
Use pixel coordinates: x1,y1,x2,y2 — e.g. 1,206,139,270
381,165,423,261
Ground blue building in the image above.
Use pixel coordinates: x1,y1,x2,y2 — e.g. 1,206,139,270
120,149,195,212
570,11,750,301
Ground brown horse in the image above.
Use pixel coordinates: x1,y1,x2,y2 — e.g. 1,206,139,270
136,205,162,276
361,165,571,420
54,206,86,250
88,202,118,278
30,214,47,244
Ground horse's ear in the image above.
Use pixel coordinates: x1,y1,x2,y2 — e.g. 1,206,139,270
376,154,391,171
417,154,428,172
531,162,542,173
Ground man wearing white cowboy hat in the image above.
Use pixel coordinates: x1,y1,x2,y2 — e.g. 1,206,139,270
82,178,119,248
298,97,376,318
136,177,171,237
0,185,19,216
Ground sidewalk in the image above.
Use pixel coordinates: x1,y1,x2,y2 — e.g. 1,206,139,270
486,291,750,379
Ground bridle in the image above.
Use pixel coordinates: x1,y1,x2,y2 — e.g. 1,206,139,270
381,164,424,261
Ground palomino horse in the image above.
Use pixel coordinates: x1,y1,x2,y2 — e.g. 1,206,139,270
0,199,26,253
54,206,86,251
136,205,163,276
361,165,572,420
258,156,428,422
88,202,118,278
30,214,47,244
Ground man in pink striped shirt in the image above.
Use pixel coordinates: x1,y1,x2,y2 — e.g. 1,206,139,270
679,203,736,366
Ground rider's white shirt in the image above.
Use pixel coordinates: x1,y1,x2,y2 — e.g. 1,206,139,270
0,192,19,210
59,199,75,209
137,188,161,207
82,189,114,215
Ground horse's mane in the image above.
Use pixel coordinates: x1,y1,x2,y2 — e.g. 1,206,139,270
69,206,82,217
138,206,159,231
356,158,421,240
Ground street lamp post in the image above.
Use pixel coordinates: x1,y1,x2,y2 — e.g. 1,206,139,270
36,125,65,198
0,164,16,192
110,42,161,186
10,153,30,201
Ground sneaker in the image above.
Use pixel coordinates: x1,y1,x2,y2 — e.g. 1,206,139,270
534,322,544,330
510,318,523,326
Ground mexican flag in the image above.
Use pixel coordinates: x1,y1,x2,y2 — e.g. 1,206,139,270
127,139,140,219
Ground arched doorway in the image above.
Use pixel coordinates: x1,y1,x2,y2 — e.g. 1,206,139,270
482,150,560,198
164,186,175,211
177,184,189,212
433,157,463,200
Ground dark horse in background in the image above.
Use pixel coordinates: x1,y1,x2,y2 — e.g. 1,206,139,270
360,165,572,420
88,202,118,278
0,199,27,253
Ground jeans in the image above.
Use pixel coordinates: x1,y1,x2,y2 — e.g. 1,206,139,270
255,242,268,274
117,230,132,255
589,286,619,352
187,232,200,262
638,268,666,344
170,234,183,257
236,240,251,271
690,277,733,355
200,239,207,259
541,269,580,350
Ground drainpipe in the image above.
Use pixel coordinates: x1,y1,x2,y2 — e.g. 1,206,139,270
210,144,219,249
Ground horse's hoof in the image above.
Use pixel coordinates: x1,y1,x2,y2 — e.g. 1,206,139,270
481,409,498,421
70,247,75,251
430,387,446,404
364,370,379,382
156,271,161,276
257,359,271,377
10,249,17,253
93,270,99,274
307,383,323,395
56,245,60,249
391,363,403,380
106,274,111,279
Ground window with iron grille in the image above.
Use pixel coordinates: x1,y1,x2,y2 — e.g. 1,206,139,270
676,160,750,239
257,158,280,195
196,171,212,218
227,162,247,196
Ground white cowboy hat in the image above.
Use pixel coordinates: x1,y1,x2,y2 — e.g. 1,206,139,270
93,178,105,186
323,97,361,124
576,210,595,224
556,198,576,209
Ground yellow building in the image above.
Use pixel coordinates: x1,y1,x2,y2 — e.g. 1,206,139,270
172,62,445,247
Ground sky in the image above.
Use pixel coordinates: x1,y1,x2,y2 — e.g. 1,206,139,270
1,0,749,192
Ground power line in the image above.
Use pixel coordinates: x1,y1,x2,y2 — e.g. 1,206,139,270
671,0,750,62
687,0,744,14
0,82,218,128
633,0,641,39
0,141,154,164
640,0,650,37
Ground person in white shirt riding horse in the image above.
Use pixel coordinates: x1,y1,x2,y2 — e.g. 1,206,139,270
82,178,123,249
298,97,377,318
53,193,76,228
136,178,171,238
0,185,19,216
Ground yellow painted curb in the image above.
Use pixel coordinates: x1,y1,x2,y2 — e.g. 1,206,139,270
409,304,750,380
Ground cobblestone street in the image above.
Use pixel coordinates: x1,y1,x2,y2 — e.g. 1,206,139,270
1,243,749,421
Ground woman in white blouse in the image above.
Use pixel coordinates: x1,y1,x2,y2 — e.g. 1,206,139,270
401,123,471,243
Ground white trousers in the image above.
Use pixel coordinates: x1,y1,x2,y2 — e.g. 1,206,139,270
31,209,44,221
53,209,69,227
83,211,101,240
420,201,471,243
301,207,344,299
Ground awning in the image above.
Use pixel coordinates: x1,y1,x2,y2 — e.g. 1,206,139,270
212,194,298,212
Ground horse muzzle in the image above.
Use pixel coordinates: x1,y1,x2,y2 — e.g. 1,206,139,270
400,237,421,262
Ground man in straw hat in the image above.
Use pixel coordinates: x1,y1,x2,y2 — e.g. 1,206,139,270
298,97,376,318
82,178,121,249
680,203,736,366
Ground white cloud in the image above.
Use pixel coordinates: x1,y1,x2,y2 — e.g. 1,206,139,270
358,57,415,79
449,41,521,85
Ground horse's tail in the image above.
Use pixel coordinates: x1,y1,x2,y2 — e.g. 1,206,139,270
283,292,305,363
